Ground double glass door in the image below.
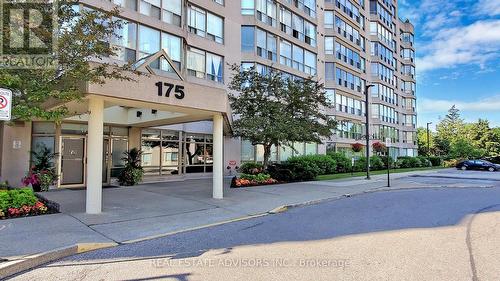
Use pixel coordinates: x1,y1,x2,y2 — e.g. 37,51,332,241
60,136,128,187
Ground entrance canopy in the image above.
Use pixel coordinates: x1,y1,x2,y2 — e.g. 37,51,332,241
46,52,231,213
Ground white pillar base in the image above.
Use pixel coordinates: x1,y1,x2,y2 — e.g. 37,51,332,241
212,114,224,199
86,97,104,214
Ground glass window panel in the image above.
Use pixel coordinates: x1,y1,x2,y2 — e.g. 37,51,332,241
241,26,255,52
138,25,160,56
207,13,224,43
33,122,56,134
206,53,223,82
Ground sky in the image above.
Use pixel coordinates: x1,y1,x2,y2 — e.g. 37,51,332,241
397,0,500,130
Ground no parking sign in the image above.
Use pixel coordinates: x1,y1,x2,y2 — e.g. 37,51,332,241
0,88,12,121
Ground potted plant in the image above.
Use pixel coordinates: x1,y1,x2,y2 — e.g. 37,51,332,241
351,143,364,153
372,142,387,155
117,148,144,186
22,146,58,192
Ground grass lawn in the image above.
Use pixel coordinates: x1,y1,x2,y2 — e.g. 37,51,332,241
316,166,447,181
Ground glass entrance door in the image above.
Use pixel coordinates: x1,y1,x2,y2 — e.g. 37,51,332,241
61,137,85,185
111,138,128,178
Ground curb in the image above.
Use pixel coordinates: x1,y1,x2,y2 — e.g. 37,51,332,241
122,213,268,244
0,242,117,280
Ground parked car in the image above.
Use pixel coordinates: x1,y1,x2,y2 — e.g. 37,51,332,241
456,160,500,172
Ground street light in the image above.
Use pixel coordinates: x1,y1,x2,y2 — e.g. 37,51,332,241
426,122,432,156
365,84,374,180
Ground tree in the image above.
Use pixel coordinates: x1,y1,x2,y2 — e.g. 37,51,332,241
416,127,435,156
435,105,464,155
228,65,337,167
450,138,485,159
0,2,137,121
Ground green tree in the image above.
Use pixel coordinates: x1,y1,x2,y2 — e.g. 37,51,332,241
435,105,464,155
228,65,336,167
0,2,136,121
450,138,485,159
416,127,435,156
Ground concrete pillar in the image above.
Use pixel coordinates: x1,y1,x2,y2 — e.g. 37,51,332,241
212,114,224,199
86,97,104,214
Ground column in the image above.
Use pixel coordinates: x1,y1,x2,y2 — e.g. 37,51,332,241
86,97,104,214
212,114,224,199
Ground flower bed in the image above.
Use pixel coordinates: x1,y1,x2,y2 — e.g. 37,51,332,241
231,173,279,188
0,188,56,220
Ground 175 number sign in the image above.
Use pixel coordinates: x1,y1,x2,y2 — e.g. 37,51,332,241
155,82,185,99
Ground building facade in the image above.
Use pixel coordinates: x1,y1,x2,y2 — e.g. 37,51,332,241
0,0,416,211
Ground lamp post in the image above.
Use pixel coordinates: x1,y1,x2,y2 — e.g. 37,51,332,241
426,122,432,156
365,84,374,180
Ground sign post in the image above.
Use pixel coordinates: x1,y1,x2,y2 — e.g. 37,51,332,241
0,88,13,121
385,138,392,187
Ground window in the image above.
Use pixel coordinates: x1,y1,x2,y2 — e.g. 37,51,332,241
336,67,365,93
140,0,160,19
207,13,224,43
325,62,335,80
188,5,224,43
111,19,137,63
292,14,304,41
280,40,292,67
256,0,277,27
187,47,224,83
241,0,255,15
304,21,316,47
113,0,137,11
138,25,160,59
304,50,316,75
324,11,334,28
325,36,334,54
335,40,363,71
292,44,304,71
256,28,277,61
335,16,364,50
336,0,361,26
280,7,292,34
186,47,206,78
161,32,181,70
241,26,255,52
206,53,223,82
162,0,181,26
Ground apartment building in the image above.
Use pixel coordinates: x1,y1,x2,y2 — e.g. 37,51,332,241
0,0,416,212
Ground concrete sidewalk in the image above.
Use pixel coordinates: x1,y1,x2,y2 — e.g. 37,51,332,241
0,168,474,262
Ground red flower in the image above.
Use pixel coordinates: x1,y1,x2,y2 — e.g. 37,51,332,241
351,143,364,152
372,142,387,154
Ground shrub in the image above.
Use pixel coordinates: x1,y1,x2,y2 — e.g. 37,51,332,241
417,156,432,167
239,173,271,182
0,188,50,219
285,160,320,181
353,157,366,172
428,156,443,167
0,191,11,211
9,189,38,208
118,148,144,186
370,156,385,170
444,159,461,168
239,162,264,175
286,155,337,175
396,156,423,168
266,164,295,182
327,152,351,173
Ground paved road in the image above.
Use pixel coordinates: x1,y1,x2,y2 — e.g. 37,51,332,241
9,173,500,281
